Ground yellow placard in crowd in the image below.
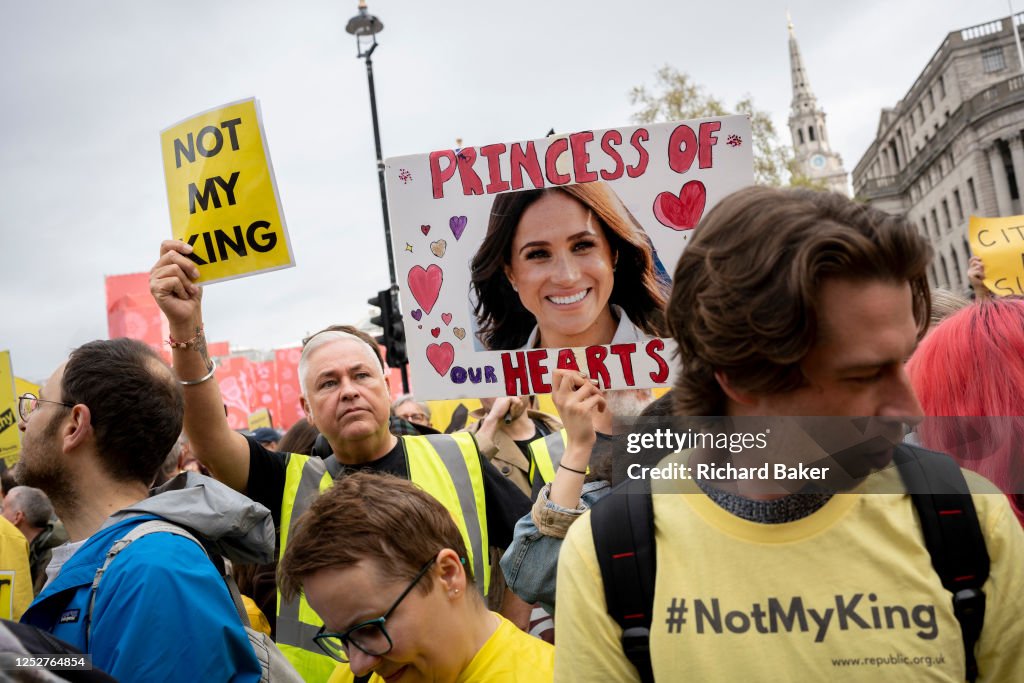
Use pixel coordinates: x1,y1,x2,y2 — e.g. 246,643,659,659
0,351,20,468
969,215,1024,295
14,377,40,401
248,408,273,431
160,98,294,285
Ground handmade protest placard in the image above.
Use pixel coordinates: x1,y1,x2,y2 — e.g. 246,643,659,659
0,351,20,468
160,98,293,285
384,116,754,399
969,215,1024,295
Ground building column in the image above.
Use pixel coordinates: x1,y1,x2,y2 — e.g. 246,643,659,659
988,142,1014,216
1009,136,1024,204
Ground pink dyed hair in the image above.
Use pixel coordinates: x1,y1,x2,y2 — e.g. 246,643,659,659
907,297,1024,524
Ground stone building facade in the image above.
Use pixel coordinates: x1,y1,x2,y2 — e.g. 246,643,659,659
853,14,1024,293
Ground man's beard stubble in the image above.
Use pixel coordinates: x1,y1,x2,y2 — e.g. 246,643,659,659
13,411,78,519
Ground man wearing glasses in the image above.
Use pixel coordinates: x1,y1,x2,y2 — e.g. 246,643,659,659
14,338,263,682
150,240,533,681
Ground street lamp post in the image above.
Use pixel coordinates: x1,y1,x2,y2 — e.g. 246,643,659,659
346,1,395,288
346,1,410,392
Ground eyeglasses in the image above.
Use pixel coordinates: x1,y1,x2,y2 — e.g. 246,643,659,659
17,393,74,422
399,413,429,424
313,557,437,663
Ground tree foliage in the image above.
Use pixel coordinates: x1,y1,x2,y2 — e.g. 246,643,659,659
629,66,824,189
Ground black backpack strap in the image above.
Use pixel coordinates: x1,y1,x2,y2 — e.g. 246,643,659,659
894,444,989,683
591,481,656,683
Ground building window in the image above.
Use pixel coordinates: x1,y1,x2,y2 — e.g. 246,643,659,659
942,199,952,230
917,104,924,124
931,208,940,239
968,177,978,209
920,217,929,237
954,189,964,221
982,47,1006,73
940,254,951,288
927,90,935,112
951,246,963,285
797,128,804,144
938,75,946,98
808,126,816,142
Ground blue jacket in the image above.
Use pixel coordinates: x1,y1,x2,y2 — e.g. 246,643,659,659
21,473,273,683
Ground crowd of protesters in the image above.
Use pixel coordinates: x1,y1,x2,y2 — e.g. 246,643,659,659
2,186,1023,682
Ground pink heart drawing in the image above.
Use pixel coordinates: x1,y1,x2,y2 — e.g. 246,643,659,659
426,342,455,376
441,312,452,326
449,215,468,240
653,180,707,231
421,224,431,235
410,309,422,321
407,264,443,315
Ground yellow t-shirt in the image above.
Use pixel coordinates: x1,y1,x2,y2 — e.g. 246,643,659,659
554,462,1024,682
0,516,33,620
328,613,553,683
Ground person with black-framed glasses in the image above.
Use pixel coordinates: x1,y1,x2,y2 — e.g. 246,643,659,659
280,472,553,683
15,338,266,682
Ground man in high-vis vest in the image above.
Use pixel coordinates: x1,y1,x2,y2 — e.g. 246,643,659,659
150,240,533,682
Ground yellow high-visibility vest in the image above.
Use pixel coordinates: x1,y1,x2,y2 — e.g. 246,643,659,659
528,429,568,487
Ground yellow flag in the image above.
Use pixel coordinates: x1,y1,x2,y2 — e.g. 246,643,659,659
0,351,20,468
161,98,294,285
969,215,1024,295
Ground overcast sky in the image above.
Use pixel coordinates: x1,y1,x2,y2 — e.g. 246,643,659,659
0,0,1012,381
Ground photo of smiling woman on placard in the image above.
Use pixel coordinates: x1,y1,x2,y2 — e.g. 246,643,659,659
471,181,671,351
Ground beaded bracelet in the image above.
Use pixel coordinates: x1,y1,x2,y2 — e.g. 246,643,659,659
179,359,217,386
167,326,204,350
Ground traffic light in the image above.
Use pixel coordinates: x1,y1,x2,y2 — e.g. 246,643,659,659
368,287,407,368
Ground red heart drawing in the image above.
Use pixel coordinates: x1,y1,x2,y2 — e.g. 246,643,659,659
653,180,707,231
441,312,452,326
426,342,455,376
421,225,430,235
407,264,443,314
430,327,441,338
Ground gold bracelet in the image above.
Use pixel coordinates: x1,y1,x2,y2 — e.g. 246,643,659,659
179,359,217,386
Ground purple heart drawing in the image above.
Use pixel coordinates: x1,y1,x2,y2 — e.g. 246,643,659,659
449,215,468,240
411,309,423,321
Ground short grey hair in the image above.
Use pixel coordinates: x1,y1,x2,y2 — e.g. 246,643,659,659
392,394,430,420
298,330,383,396
6,486,54,528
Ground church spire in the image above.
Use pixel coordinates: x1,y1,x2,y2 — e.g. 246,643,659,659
788,13,818,116
786,12,849,195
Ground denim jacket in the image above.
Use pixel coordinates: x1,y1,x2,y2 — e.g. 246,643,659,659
500,480,611,614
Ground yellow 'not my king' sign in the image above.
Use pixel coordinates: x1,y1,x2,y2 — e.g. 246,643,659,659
160,98,294,285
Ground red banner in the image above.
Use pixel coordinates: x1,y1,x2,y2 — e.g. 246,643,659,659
216,356,256,430
250,360,281,426
274,347,305,429
105,273,169,362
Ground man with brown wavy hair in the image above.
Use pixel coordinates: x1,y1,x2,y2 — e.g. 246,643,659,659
554,187,1024,682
